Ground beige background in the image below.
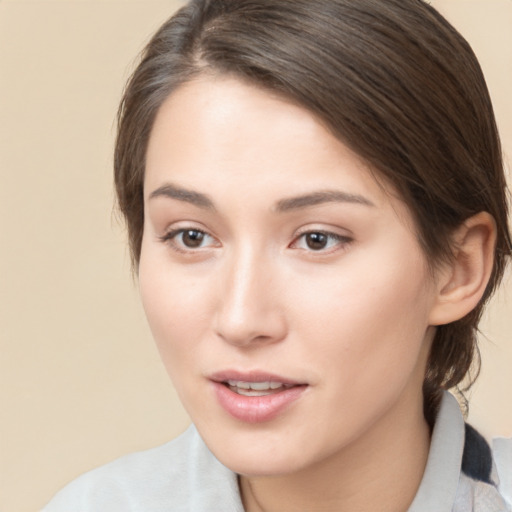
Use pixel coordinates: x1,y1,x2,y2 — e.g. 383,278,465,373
0,1,510,511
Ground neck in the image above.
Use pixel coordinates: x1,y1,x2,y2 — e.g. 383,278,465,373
240,388,431,512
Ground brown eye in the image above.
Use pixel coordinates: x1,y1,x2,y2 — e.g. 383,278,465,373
305,232,328,250
292,231,352,253
160,228,217,251
181,229,206,248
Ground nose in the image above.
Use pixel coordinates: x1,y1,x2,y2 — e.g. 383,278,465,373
213,249,287,347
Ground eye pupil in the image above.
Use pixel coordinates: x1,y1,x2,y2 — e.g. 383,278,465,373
182,230,204,248
306,232,328,250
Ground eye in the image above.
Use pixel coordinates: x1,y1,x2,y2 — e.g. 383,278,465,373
292,231,352,252
160,228,218,251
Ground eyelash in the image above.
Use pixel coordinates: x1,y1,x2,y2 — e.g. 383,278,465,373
158,228,352,255
291,231,353,253
158,228,217,253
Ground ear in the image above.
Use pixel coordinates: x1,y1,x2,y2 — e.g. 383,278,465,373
429,212,497,326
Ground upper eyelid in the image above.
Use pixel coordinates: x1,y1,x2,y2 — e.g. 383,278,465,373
160,227,220,251
293,231,352,243
157,224,353,247
161,222,211,238
289,229,354,252
293,225,353,239
163,227,210,240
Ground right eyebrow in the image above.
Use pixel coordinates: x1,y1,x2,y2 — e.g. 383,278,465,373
148,183,216,211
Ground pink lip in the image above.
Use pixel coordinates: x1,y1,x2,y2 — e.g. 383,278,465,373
209,370,308,424
209,370,303,386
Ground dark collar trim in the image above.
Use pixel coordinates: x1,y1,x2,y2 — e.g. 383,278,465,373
462,423,493,484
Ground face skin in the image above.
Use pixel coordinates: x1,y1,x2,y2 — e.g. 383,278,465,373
140,76,442,510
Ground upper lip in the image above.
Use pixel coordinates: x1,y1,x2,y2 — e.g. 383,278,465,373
209,370,306,386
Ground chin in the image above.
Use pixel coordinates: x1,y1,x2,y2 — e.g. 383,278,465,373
197,424,322,477
217,448,306,477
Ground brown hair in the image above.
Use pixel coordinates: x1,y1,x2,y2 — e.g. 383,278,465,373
114,0,511,423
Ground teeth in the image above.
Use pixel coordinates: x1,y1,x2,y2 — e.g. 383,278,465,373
226,380,292,392
227,380,286,390
250,381,272,391
237,388,273,397
227,380,250,389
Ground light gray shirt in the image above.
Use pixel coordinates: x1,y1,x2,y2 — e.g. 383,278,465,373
43,392,512,511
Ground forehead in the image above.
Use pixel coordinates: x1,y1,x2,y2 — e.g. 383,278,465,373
146,76,342,173
145,76,406,219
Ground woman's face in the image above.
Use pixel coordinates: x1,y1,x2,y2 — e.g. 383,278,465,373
140,76,440,476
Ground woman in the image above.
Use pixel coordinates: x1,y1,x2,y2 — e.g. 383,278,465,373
44,0,511,510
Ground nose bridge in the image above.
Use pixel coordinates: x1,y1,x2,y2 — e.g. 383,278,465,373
214,242,285,346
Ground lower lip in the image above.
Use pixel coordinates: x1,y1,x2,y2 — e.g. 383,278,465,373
212,382,307,423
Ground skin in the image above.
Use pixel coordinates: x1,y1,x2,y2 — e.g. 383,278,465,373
139,76,456,511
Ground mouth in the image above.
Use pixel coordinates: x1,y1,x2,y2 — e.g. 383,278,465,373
209,371,308,423
224,380,297,397
210,370,306,393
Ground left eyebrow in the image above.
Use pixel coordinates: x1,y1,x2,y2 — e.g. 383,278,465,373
274,190,375,212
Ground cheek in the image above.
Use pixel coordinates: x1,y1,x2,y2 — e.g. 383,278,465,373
293,247,433,386
138,248,212,367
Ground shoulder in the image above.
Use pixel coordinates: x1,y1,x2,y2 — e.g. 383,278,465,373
455,472,512,512
493,437,512,510
42,425,243,512
409,392,511,512
455,427,512,512
42,427,197,511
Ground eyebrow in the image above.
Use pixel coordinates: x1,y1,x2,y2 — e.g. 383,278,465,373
149,183,216,210
148,183,375,212
275,190,375,212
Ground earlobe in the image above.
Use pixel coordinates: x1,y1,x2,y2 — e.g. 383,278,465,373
429,212,497,326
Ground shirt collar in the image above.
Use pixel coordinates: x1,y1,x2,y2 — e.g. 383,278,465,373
408,391,465,512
